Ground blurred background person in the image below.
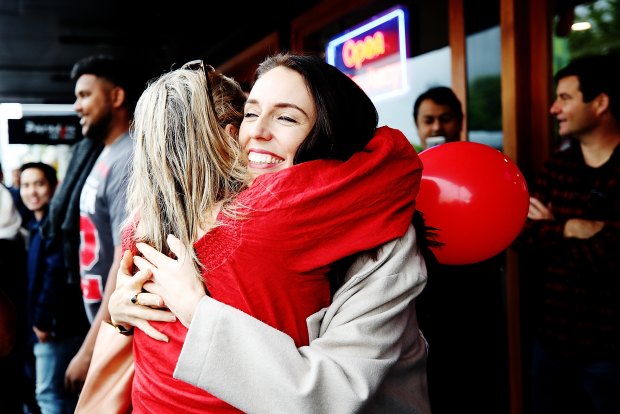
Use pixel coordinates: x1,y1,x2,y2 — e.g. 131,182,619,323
517,54,620,414
413,85,508,412
10,166,29,216
0,182,29,413
2,162,34,226
413,86,463,149
21,162,87,414
41,54,140,396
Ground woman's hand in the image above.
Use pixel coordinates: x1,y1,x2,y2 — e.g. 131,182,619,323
108,250,176,342
134,235,207,328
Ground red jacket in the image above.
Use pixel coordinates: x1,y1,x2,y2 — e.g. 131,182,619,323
131,126,422,413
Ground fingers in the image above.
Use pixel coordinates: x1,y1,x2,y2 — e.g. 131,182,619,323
123,268,153,298
143,281,163,299
529,197,546,210
119,269,164,308
133,255,157,273
132,267,153,285
127,304,175,342
132,291,165,308
136,242,172,268
117,250,135,288
121,249,133,267
136,321,170,342
166,234,187,260
120,250,133,274
134,306,176,323
528,197,548,219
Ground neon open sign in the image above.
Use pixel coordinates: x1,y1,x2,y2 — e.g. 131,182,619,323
326,6,409,100
342,31,386,69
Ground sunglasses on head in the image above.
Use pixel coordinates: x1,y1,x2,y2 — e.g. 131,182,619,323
181,59,216,107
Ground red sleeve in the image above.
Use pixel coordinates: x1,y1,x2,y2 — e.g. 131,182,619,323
235,126,421,273
120,218,138,257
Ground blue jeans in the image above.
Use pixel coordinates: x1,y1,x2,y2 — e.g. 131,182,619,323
531,339,620,414
33,336,82,414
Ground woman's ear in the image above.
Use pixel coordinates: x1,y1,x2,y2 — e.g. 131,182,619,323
225,123,239,138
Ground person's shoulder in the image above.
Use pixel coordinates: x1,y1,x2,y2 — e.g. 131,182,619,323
118,134,133,155
107,134,133,164
0,183,12,200
73,136,102,154
0,185,21,240
112,132,132,149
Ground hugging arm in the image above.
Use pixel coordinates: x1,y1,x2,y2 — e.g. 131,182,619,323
174,225,430,414
108,250,176,342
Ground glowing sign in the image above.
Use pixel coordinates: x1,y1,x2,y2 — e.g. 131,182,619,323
342,32,386,69
326,6,409,101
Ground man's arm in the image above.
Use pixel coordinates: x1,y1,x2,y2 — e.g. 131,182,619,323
65,245,123,393
564,218,605,239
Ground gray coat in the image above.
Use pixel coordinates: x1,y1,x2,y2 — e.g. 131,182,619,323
175,224,430,414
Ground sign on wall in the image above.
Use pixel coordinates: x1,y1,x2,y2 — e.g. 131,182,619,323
326,5,409,101
8,115,82,145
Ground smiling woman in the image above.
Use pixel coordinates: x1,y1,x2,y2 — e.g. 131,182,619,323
241,66,316,176
110,53,430,414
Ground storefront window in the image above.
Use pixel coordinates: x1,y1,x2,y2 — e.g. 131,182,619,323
465,0,502,150
553,0,620,71
551,0,619,147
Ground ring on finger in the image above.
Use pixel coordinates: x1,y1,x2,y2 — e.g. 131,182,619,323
130,292,141,305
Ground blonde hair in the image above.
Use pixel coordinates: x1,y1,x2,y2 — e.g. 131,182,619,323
127,67,249,272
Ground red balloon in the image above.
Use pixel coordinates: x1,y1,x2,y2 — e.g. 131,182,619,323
416,142,529,265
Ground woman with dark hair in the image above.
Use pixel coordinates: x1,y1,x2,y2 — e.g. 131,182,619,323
111,53,430,413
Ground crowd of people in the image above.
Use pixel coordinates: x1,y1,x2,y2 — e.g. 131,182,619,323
0,50,618,414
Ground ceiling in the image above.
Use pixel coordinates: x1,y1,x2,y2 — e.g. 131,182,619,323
0,0,321,104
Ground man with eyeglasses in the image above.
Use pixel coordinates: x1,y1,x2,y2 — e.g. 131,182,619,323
518,54,620,414
42,54,140,399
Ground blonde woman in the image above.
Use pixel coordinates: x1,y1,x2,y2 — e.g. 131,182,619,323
124,61,249,273
112,55,429,413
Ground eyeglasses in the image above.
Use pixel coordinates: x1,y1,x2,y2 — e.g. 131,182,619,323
181,59,216,108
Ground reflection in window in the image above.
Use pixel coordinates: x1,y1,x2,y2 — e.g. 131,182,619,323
554,0,620,71
466,26,502,150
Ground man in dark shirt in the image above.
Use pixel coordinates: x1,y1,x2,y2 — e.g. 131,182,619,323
518,54,620,414
413,86,508,413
